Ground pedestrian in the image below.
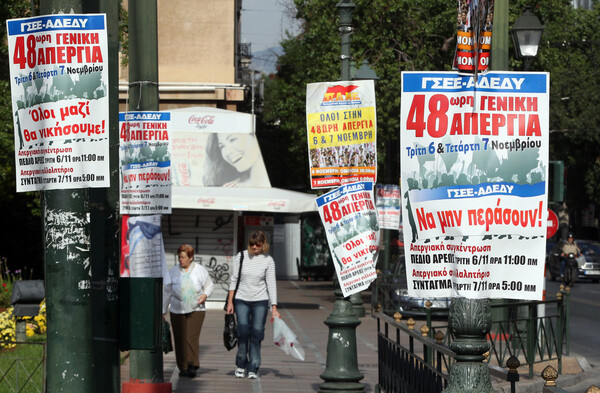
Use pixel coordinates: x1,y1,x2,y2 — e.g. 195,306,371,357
163,244,214,378
226,230,280,379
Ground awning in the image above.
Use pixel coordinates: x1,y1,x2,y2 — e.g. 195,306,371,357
172,186,317,213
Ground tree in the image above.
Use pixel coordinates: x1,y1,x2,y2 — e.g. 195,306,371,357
260,0,600,236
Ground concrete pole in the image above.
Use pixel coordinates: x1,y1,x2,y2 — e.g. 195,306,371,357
87,0,121,391
38,0,94,391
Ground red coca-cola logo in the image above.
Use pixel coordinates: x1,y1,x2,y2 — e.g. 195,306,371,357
197,198,215,206
267,201,286,209
188,115,215,125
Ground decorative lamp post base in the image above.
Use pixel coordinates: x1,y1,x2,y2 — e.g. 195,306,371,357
319,288,365,393
443,297,497,393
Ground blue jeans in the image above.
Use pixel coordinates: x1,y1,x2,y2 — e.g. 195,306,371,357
234,299,268,373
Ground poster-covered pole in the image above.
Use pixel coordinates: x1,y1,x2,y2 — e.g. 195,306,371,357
38,1,93,392
318,1,365,392
89,0,121,391
123,1,169,392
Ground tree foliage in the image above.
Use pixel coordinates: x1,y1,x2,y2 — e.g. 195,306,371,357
260,0,600,225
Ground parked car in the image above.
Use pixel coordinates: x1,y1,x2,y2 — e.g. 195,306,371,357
546,239,600,283
388,256,450,318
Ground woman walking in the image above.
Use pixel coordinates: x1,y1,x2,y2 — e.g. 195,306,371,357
163,244,214,378
226,230,279,379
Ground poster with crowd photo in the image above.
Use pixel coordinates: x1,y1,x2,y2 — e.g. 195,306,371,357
400,71,549,300
119,112,171,214
306,80,377,189
316,182,379,297
120,214,170,283
376,184,402,230
7,14,109,192
167,109,270,188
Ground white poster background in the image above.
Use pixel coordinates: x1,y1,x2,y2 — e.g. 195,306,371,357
119,112,171,214
376,184,401,230
126,215,170,283
316,181,379,297
400,71,549,300
7,14,109,191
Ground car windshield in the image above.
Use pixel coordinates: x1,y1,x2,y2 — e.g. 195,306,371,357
580,241,600,256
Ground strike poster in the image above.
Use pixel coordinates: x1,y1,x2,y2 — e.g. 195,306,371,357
316,182,379,297
376,184,401,230
7,14,109,192
120,214,170,283
306,80,377,189
400,71,549,300
119,112,171,214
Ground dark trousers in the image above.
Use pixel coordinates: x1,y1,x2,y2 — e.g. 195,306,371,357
170,311,206,372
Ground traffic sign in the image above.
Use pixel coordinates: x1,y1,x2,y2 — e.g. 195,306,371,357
547,209,559,238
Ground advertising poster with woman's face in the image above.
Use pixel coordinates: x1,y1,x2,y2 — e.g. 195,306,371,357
167,109,270,188
171,131,270,188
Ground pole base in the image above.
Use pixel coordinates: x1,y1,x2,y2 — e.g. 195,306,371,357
319,381,366,393
122,381,172,393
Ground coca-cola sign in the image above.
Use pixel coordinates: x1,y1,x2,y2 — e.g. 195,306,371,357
197,197,216,206
188,115,215,129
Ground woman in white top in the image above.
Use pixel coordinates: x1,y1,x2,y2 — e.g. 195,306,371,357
163,244,214,378
226,230,280,379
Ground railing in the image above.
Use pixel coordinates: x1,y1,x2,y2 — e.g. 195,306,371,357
372,275,571,378
0,341,46,393
375,311,453,393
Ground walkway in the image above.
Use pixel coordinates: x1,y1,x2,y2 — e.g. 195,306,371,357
121,279,596,393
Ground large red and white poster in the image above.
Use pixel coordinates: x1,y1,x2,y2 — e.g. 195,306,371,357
7,14,109,191
400,71,549,300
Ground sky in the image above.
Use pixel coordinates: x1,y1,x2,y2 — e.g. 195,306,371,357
241,0,300,54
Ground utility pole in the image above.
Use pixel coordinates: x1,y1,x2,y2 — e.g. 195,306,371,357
122,1,170,392
88,0,121,391
39,0,93,391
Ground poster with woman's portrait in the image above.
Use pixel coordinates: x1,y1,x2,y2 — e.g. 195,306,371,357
168,109,270,188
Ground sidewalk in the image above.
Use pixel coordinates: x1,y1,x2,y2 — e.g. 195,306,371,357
121,279,596,393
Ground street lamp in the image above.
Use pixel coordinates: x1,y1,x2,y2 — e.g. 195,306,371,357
351,60,379,82
511,7,544,70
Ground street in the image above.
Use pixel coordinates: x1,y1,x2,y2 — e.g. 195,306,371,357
545,277,600,368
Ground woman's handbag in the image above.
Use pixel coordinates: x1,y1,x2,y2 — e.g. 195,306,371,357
162,320,173,354
223,313,237,351
223,252,244,350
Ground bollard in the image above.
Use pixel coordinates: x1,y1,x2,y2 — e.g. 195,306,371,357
319,287,365,393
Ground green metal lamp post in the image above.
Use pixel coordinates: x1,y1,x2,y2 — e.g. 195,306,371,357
319,1,365,392
510,8,544,71
347,59,379,318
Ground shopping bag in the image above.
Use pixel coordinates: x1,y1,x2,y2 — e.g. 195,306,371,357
273,317,305,361
223,313,238,351
162,320,173,354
